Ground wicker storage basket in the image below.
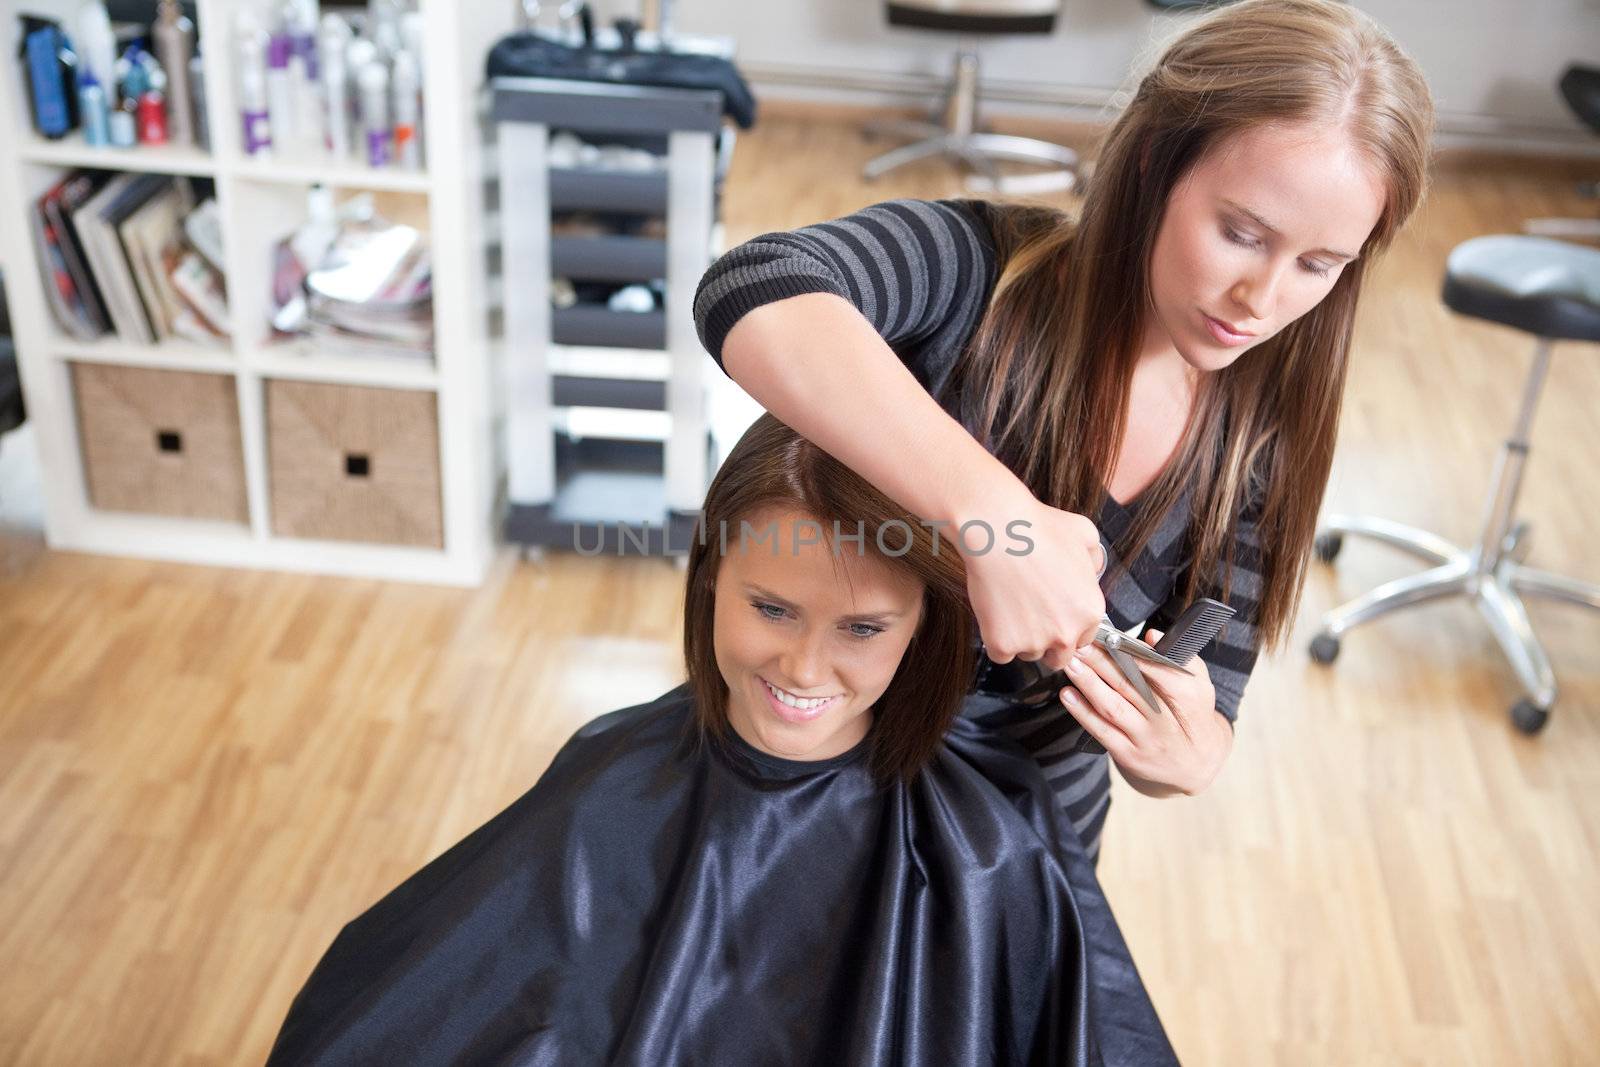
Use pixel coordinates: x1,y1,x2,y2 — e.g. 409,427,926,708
265,380,443,547
70,362,248,522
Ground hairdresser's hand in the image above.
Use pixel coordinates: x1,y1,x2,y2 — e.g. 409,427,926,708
1058,629,1232,798
962,490,1106,673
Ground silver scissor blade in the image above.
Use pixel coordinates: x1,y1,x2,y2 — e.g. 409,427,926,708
1104,644,1166,718
1093,620,1183,670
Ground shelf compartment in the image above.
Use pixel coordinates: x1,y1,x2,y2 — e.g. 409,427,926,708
548,167,668,214
491,76,724,136
552,406,670,443
503,433,703,556
552,377,666,412
550,235,666,283
546,344,670,381
551,306,665,350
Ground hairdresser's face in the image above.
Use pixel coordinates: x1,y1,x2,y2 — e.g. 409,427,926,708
712,507,924,763
1144,122,1388,372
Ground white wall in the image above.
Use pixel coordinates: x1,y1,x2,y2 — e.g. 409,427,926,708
582,0,1600,151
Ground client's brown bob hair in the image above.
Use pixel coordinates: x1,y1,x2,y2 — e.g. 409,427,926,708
682,414,976,785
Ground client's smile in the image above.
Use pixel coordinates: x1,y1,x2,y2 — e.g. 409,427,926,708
761,677,842,710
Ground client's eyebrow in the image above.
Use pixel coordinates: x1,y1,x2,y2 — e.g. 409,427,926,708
744,584,906,622
1222,199,1359,261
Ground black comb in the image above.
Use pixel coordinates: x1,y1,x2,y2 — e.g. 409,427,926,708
1151,597,1236,666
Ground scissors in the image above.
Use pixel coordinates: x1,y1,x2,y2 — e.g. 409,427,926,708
1089,619,1180,717
978,551,1234,720
991,618,1181,717
969,534,1234,724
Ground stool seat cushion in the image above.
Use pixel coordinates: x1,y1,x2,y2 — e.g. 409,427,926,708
1442,235,1600,342
1561,64,1600,133
886,1,1057,34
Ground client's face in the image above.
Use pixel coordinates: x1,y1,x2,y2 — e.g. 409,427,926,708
711,507,925,762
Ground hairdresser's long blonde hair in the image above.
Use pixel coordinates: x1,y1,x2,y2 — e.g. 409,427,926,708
943,0,1434,648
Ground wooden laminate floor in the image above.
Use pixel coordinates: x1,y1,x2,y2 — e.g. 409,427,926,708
2,106,1598,1065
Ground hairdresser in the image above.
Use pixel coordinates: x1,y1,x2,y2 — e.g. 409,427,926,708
692,0,1435,861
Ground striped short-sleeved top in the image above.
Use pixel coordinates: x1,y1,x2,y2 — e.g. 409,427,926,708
693,198,1263,863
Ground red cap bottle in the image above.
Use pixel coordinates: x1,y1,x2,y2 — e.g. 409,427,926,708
138,90,169,144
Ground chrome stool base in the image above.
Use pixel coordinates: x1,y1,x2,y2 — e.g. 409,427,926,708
1310,339,1600,734
862,48,1079,195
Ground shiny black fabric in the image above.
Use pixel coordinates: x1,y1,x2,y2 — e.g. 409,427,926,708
266,684,1178,1066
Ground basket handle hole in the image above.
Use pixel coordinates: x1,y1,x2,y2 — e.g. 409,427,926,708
156,430,183,454
345,453,371,478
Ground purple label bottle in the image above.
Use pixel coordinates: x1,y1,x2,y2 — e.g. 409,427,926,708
239,33,273,156
243,109,271,155
366,128,391,167
357,60,390,169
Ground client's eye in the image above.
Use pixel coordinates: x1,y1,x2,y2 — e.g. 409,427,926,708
751,600,789,622
846,623,885,640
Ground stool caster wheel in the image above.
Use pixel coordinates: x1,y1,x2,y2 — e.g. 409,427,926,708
1510,699,1550,736
1309,632,1341,665
1313,532,1343,564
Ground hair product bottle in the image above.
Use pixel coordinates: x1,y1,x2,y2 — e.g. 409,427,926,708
137,79,169,144
152,0,196,145
189,54,210,149
391,49,419,169
317,13,351,158
239,26,272,156
79,71,110,145
357,60,390,167
265,14,295,151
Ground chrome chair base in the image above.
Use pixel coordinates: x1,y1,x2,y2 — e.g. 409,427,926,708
862,48,1079,195
1310,338,1599,734
1310,518,1600,732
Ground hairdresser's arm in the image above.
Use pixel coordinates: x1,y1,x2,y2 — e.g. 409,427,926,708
722,292,1106,665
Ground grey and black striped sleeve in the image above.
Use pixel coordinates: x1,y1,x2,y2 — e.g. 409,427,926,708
1150,508,1265,723
692,198,999,397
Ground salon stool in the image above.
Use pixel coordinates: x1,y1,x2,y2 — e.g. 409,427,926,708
1309,235,1600,735
862,1,1079,195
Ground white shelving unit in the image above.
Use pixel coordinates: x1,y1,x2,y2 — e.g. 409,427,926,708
0,0,519,585
490,61,737,557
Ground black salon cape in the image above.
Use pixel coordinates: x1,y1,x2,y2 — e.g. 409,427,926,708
265,684,1178,1066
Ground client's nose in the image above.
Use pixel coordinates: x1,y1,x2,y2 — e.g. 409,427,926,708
779,633,831,692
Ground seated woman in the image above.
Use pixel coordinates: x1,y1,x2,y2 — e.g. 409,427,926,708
265,414,1177,1066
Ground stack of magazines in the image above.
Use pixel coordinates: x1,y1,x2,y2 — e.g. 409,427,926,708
271,192,432,361
33,171,229,345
